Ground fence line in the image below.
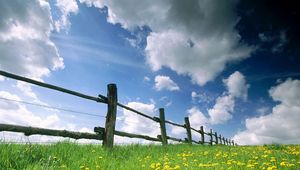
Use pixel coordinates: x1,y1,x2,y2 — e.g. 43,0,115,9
0,96,105,118
0,70,237,148
0,124,102,140
0,70,106,103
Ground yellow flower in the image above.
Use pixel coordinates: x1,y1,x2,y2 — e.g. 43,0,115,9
174,165,180,169
280,162,286,166
150,163,156,169
267,166,277,170
287,163,295,167
183,162,188,167
246,164,254,168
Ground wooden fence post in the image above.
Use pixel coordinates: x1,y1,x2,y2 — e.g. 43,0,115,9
209,129,213,146
226,139,229,145
222,137,225,145
200,126,205,144
159,108,168,145
219,135,222,145
184,117,192,144
103,84,117,148
215,132,218,145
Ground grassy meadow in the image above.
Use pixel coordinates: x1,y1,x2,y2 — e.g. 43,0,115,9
0,142,299,170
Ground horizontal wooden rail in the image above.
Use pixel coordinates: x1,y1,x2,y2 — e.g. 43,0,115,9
190,127,199,133
0,124,102,140
94,127,160,142
165,120,185,128
117,103,159,122
0,70,106,103
192,140,201,144
166,136,184,143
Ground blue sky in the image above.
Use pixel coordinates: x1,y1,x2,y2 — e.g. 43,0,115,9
0,0,299,145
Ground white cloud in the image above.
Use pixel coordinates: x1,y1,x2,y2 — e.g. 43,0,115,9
143,76,150,82
0,75,4,81
206,71,248,124
223,71,249,100
191,91,197,99
256,106,269,115
0,91,60,128
191,91,214,105
54,0,79,32
208,95,235,124
188,107,208,128
154,75,180,91
186,71,249,127
0,0,64,80
116,101,160,144
233,79,300,145
0,90,97,143
271,31,288,53
80,0,254,86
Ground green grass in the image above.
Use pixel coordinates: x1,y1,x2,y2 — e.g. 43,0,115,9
0,142,299,170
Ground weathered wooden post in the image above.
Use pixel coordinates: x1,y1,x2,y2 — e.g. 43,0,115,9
159,108,168,145
200,126,205,144
222,137,225,145
103,84,117,148
184,117,192,144
219,134,222,145
215,132,218,145
209,129,213,146
226,139,229,145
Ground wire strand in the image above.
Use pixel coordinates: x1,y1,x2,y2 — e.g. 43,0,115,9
0,97,106,118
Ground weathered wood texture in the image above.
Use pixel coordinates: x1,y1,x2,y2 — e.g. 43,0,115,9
215,132,218,144
0,124,102,140
166,136,184,143
165,120,185,128
159,108,168,145
0,70,106,103
209,129,213,146
95,127,160,142
184,117,192,144
200,126,205,144
103,84,117,148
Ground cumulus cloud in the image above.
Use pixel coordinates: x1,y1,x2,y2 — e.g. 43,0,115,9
80,0,254,86
233,79,300,145
183,71,249,130
191,91,214,105
208,71,249,124
223,71,249,100
208,95,235,124
154,75,180,91
116,101,160,144
54,0,79,32
0,0,64,80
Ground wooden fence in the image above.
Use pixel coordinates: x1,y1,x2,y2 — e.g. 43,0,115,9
0,70,237,148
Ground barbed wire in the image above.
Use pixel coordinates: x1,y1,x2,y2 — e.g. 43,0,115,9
0,97,106,118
